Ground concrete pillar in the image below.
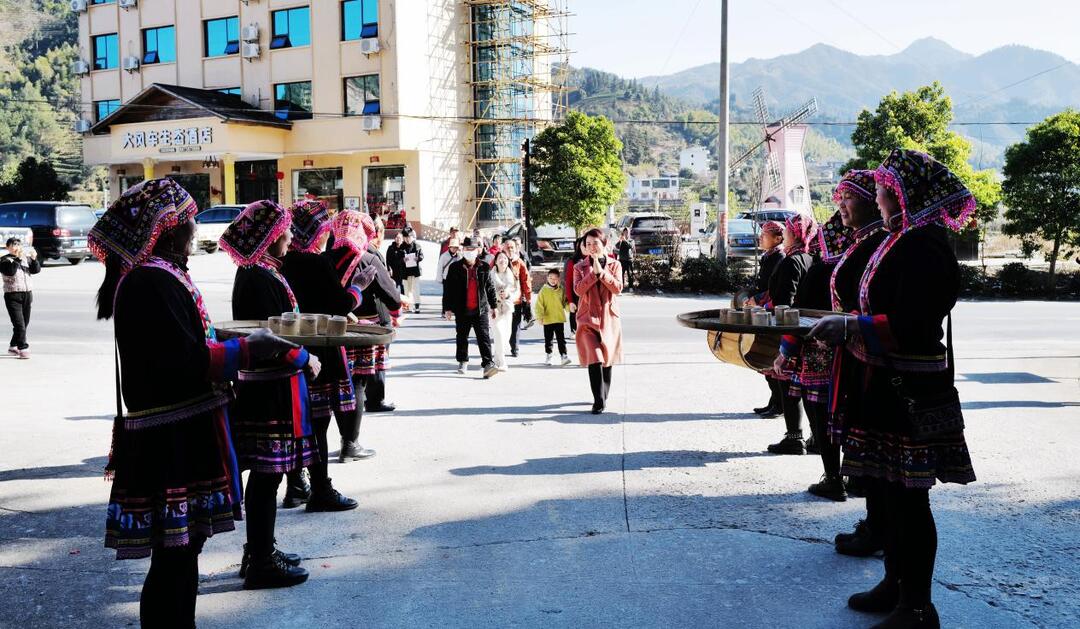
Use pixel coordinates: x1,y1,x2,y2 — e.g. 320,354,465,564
222,154,236,205
142,158,155,181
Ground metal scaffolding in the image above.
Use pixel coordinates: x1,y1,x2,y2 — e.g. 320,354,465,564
463,0,570,226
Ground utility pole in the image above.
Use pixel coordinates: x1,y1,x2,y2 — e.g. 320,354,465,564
714,0,730,263
522,138,533,263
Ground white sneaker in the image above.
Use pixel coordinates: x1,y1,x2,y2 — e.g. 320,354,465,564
17,349,30,360
456,362,467,374
7,347,17,356
544,353,553,365
560,354,572,366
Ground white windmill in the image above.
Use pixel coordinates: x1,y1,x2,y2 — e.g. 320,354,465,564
733,88,818,213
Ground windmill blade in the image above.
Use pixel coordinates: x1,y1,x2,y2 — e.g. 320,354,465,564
765,151,782,189
753,87,772,127
780,97,818,129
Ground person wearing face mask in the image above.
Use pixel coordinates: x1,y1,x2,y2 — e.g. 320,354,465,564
2,236,40,359
221,200,323,590
488,250,520,371
399,227,424,313
573,228,623,414
386,231,408,294
443,237,499,378
504,238,533,356
438,238,461,284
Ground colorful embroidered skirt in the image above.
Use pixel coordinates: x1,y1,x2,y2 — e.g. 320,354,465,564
788,340,834,405
307,346,357,418
231,368,318,474
347,344,389,377
104,405,242,560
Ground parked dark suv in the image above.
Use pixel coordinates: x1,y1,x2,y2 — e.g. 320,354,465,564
0,202,97,265
614,212,681,261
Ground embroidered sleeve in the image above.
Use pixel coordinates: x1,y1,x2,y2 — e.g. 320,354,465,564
283,347,310,369
207,338,249,381
346,285,364,308
857,314,897,355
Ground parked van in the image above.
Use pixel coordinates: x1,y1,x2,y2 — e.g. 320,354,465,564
0,202,97,265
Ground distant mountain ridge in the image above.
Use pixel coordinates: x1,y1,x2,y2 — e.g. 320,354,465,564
634,38,1080,165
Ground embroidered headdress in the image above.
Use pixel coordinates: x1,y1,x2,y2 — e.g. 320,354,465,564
832,169,877,204
88,178,199,273
760,220,784,238
219,200,291,267
874,149,976,232
288,199,331,253
330,209,374,254
816,211,855,263
783,212,818,256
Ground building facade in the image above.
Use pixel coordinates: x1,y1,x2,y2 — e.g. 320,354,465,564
625,174,680,201
76,0,560,230
678,146,709,175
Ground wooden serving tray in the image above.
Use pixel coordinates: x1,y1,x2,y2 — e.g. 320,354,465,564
214,320,395,348
676,308,837,336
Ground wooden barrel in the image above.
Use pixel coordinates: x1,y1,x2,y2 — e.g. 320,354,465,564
705,330,780,372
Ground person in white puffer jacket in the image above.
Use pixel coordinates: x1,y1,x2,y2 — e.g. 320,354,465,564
488,250,520,371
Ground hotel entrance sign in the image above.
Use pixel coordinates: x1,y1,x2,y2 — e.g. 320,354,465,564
122,126,214,152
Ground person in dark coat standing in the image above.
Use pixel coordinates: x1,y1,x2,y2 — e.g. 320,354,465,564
810,149,976,628
614,228,635,289
564,236,586,334
360,218,401,412
443,237,499,378
751,221,785,417
385,231,407,294
399,226,424,313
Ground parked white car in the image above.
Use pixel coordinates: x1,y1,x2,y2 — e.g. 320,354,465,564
696,218,760,259
194,205,243,253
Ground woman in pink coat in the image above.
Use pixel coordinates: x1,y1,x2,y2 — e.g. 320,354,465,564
574,228,623,414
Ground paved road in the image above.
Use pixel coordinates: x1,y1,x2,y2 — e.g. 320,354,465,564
0,249,1077,628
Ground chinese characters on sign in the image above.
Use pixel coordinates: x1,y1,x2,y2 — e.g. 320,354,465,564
122,127,214,153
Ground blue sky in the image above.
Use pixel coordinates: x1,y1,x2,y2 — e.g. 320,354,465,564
571,0,1080,77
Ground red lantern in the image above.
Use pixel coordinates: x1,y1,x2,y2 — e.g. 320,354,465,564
276,171,285,180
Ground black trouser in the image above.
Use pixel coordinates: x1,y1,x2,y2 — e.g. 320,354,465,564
874,479,937,607
361,371,387,408
4,291,31,350
780,381,803,437
805,400,840,477
335,400,362,443
141,535,204,629
510,303,527,351
569,307,577,333
621,260,634,286
764,375,782,410
455,311,494,367
244,471,283,558
543,323,567,355
587,363,613,404
308,413,334,489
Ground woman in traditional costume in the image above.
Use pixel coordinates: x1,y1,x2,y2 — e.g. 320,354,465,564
324,210,403,458
281,199,377,511
91,180,295,625
220,200,322,590
764,213,817,455
573,228,623,414
810,150,976,628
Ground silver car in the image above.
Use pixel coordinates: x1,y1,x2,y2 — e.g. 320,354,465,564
697,218,760,259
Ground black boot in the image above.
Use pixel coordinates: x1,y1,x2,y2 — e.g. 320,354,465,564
339,440,376,462
807,474,848,501
805,435,819,454
767,434,805,455
242,551,309,590
869,604,939,628
239,542,301,578
755,405,782,418
836,520,885,557
848,578,901,613
306,478,359,512
281,469,311,509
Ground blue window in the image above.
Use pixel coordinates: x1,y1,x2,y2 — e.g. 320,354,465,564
274,82,312,120
92,33,118,70
204,17,240,57
344,75,380,116
217,87,241,97
142,26,176,65
270,7,311,49
91,0,115,4
342,0,378,41
94,99,120,122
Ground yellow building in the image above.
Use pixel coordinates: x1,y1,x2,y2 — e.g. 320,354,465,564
76,0,566,230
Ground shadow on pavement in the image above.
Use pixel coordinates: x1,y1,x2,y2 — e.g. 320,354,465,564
961,400,1079,410
0,456,109,482
449,450,764,476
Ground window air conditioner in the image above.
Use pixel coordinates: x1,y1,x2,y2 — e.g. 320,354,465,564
362,115,382,131
75,119,92,133
122,56,140,71
72,59,90,75
242,24,260,43
360,38,380,55
241,43,261,59
118,0,137,8
70,0,87,12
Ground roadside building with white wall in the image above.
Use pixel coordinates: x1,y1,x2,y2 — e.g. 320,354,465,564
678,146,709,175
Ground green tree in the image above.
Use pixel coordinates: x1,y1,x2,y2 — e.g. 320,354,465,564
844,82,1001,224
0,156,70,202
526,111,625,234
1001,109,1080,292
